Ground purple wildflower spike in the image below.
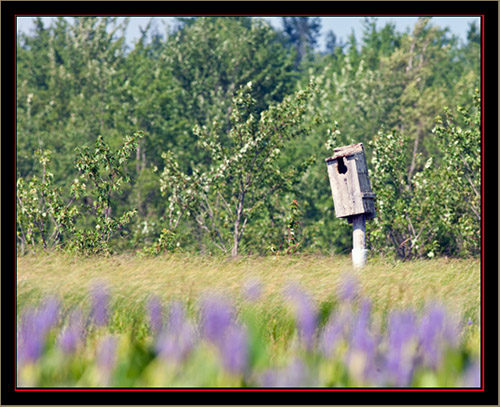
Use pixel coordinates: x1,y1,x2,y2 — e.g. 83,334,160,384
58,309,85,354
96,335,118,386
346,298,378,383
220,323,249,375
337,272,360,303
350,298,375,355
284,283,317,350
259,358,312,387
167,300,186,332
17,298,60,366
319,311,347,358
147,296,164,335
36,296,60,333
462,360,481,387
90,283,110,327
97,335,118,371
242,278,262,302
17,307,43,365
418,304,455,369
283,358,309,387
383,309,418,386
155,301,196,364
199,294,235,345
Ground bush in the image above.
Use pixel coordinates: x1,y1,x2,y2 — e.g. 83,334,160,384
368,91,481,259
17,132,144,255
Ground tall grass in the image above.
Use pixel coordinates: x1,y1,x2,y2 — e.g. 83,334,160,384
16,253,481,387
17,253,480,317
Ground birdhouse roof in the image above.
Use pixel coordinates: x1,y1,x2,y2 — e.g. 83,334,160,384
325,143,364,162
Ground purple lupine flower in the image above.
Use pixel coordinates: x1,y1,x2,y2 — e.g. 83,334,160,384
462,360,481,387
349,298,375,354
155,301,196,364
156,321,196,364
89,283,110,327
58,309,85,354
17,307,44,365
96,335,118,386
97,335,118,371
167,300,186,332
283,358,310,387
319,311,347,358
146,296,164,335
199,294,235,345
259,369,281,387
259,358,313,387
417,304,456,369
17,298,60,366
346,298,378,383
337,272,360,303
242,278,262,302
219,323,249,375
284,283,317,350
36,296,60,333
383,309,418,386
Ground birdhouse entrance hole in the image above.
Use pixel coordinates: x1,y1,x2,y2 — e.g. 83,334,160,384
337,157,348,174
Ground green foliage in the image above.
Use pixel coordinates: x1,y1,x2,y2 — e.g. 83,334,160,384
137,228,178,257
69,132,144,254
16,16,481,258
431,90,481,256
17,149,80,253
269,199,304,255
281,17,322,66
163,17,297,164
16,17,129,184
160,81,318,257
368,91,481,258
16,131,143,255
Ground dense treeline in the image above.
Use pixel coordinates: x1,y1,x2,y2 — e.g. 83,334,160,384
16,16,481,258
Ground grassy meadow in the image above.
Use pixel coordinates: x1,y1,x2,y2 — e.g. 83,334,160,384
16,253,481,387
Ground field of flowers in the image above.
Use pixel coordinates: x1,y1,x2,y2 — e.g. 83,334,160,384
16,254,481,388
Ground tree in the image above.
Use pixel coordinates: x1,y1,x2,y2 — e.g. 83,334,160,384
159,81,317,257
377,17,469,171
466,21,480,45
164,16,297,156
282,17,322,65
367,91,481,258
122,17,300,248
360,17,401,70
16,17,130,186
17,149,79,253
16,132,144,255
431,90,481,256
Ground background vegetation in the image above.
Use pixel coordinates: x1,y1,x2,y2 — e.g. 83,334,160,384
16,16,481,258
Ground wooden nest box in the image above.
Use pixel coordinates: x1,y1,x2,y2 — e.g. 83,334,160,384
325,143,376,223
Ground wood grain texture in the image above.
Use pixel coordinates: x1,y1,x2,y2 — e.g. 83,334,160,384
326,143,376,220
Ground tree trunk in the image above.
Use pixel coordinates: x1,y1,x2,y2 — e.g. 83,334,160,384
232,192,245,257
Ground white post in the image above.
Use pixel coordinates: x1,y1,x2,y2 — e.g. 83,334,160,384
352,214,367,268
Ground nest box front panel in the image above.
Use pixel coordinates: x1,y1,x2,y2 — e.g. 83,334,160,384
327,155,365,218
